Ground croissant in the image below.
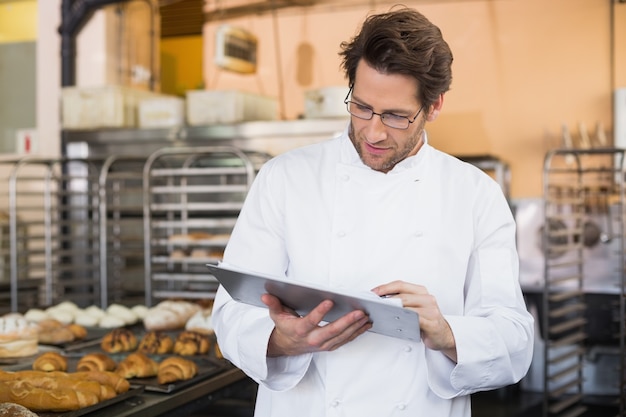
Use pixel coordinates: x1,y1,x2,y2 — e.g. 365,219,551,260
101,328,138,353
77,353,117,372
115,352,158,379
157,356,198,384
173,331,211,356
0,379,100,412
137,331,174,354
32,352,68,372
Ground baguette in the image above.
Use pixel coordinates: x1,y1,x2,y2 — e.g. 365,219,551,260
71,371,131,394
0,379,100,412
157,356,198,384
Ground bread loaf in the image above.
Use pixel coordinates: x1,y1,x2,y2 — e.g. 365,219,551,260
137,331,174,354
115,352,158,379
77,352,117,372
0,316,39,358
32,352,68,372
0,380,100,412
157,356,198,384
143,300,202,331
173,330,211,356
71,371,130,394
37,319,75,345
101,328,138,353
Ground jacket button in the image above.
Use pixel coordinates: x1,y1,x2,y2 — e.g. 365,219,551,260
397,403,407,410
404,345,413,352
330,399,340,407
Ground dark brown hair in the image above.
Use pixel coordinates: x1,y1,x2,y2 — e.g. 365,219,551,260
339,7,453,110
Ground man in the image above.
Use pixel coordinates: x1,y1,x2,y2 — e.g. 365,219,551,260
212,7,534,417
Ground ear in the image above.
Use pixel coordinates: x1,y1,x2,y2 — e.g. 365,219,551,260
426,94,444,122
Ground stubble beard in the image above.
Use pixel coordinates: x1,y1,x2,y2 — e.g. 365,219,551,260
348,119,426,173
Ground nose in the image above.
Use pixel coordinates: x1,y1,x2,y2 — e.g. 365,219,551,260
364,114,388,143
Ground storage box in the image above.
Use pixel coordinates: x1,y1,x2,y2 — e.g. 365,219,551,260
186,90,278,126
138,96,185,128
61,85,160,130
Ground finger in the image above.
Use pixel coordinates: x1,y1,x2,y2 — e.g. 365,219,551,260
302,299,334,327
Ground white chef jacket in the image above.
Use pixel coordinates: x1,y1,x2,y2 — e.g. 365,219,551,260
212,125,534,417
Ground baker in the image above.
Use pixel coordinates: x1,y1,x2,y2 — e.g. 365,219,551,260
212,6,534,417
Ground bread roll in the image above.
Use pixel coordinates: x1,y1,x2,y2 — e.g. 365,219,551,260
23,308,49,323
0,379,100,412
77,353,117,372
98,315,126,329
115,352,158,379
37,319,75,345
32,352,68,372
157,356,198,384
106,304,138,326
100,328,138,353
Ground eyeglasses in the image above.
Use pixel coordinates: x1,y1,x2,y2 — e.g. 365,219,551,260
344,87,423,130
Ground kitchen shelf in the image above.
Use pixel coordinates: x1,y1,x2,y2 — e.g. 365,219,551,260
142,145,269,306
542,148,626,417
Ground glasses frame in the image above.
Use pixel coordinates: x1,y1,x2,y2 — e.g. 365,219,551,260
343,86,424,130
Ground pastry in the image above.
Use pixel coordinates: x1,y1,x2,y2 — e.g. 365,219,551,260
37,319,75,345
173,330,211,356
137,331,174,354
115,352,158,379
0,316,39,358
157,356,198,384
100,328,138,353
0,402,40,417
32,352,68,372
77,353,117,372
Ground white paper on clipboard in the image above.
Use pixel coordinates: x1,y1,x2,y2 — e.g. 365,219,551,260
207,263,421,342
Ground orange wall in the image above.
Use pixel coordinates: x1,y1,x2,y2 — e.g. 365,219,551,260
161,35,203,96
199,0,625,198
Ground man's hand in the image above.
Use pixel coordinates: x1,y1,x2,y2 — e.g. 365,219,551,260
372,281,457,363
262,294,372,357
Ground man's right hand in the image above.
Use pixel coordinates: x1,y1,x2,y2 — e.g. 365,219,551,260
261,293,372,357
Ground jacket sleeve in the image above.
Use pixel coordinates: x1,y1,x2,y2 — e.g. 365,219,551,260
211,160,314,391
425,179,534,398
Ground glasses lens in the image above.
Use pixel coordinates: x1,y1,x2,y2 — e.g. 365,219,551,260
380,114,410,129
347,101,373,120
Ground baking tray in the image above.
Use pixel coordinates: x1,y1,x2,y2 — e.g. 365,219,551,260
37,386,144,417
127,355,227,393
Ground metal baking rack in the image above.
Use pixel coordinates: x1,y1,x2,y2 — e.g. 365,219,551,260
143,146,268,306
98,155,148,307
0,156,103,314
542,148,625,417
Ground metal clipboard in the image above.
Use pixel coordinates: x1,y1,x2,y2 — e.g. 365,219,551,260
207,263,421,342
